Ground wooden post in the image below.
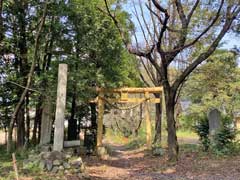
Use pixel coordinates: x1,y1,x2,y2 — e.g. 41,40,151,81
145,91,152,149
97,92,104,147
53,64,68,151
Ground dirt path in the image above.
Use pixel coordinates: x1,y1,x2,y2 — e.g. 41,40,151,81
83,143,240,180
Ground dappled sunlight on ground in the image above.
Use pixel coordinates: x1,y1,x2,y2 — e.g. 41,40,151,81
83,140,240,180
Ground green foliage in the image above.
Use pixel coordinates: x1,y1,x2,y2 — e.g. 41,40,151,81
211,116,238,155
194,115,210,151
0,0,141,147
182,50,240,117
178,114,196,130
194,115,238,155
105,124,147,150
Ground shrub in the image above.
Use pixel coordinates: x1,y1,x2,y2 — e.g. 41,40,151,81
178,114,195,130
194,114,238,155
194,115,210,151
211,115,237,155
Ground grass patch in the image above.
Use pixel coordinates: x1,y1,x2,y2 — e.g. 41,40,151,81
105,126,199,151
105,128,130,145
177,129,198,139
180,144,199,153
105,126,147,150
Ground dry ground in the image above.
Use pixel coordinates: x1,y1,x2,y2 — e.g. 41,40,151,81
1,130,240,180
83,144,240,180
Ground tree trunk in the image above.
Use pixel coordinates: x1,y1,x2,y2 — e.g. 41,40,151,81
134,103,143,136
165,88,179,161
7,1,48,152
32,101,42,144
154,93,162,144
16,108,25,148
68,92,77,140
0,0,3,44
91,103,97,144
25,92,30,145
37,113,41,143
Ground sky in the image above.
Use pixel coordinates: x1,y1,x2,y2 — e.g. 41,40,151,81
222,33,240,50
123,1,240,50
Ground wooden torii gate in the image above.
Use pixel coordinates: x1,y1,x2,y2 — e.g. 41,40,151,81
95,87,163,150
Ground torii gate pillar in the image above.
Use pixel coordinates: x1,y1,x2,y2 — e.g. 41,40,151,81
95,87,163,150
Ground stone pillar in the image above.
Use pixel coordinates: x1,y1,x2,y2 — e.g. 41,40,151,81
53,64,68,151
208,109,221,136
40,98,52,145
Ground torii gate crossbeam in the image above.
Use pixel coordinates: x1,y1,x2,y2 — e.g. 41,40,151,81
95,87,163,150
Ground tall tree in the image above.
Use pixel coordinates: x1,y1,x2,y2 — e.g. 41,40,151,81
182,50,240,120
7,1,48,152
104,0,240,160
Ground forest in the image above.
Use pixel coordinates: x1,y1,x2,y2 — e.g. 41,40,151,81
0,0,240,180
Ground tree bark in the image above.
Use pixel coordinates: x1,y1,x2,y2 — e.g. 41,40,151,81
90,103,97,148
32,100,42,144
164,88,178,161
7,1,48,152
16,108,25,148
154,93,162,144
68,92,78,140
25,92,30,145
0,0,3,44
37,112,42,143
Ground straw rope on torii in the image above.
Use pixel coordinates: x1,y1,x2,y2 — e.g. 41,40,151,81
101,96,149,110
94,86,163,150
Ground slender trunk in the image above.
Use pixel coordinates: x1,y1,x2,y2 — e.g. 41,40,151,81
16,108,25,148
9,1,28,151
154,93,162,144
7,2,48,151
164,88,179,161
32,101,42,144
68,92,77,140
4,98,9,144
154,102,162,143
25,92,30,144
4,127,7,145
90,103,97,147
0,0,3,44
37,113,41,143
134,102,143,136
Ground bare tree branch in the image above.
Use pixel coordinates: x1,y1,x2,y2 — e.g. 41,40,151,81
132,28,156,84
103,0,154,57
147,0,159,38
174,0,187,27
146,4,180,33
152,0,168,13
150,0,170,53
139,72,151,87
6,81,41,93
137,0,155,43
167,0,224,55
187,0,200,22
132,1,150,46
172,6,240,91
